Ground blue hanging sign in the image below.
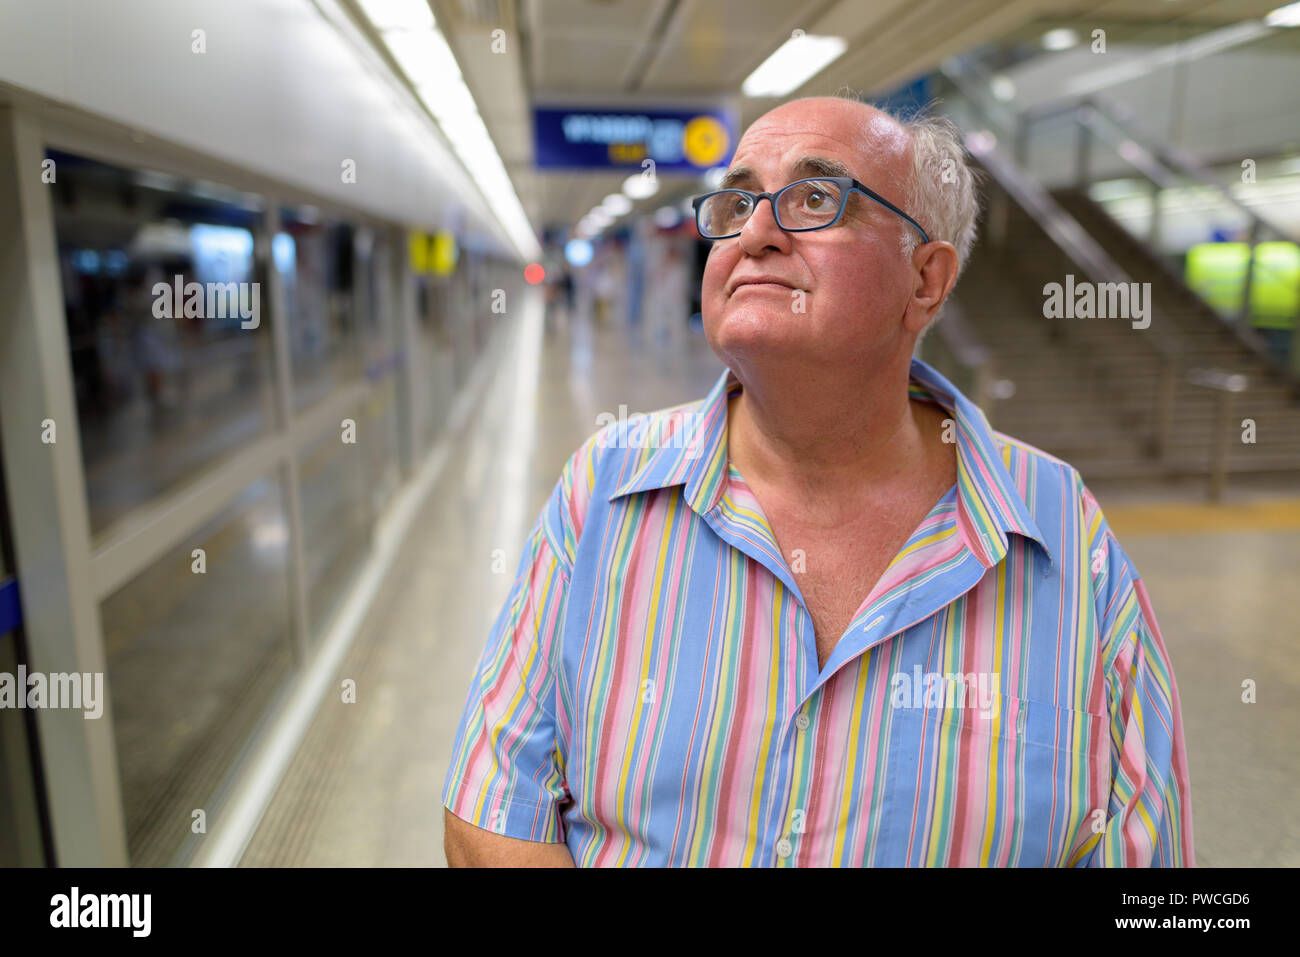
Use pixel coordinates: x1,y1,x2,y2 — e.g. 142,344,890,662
533,105,736,172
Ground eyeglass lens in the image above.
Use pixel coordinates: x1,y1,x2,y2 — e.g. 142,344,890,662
697,179,844,237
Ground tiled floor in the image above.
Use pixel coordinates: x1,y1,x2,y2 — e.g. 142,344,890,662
241,300,1299,867
1098,515,1300,868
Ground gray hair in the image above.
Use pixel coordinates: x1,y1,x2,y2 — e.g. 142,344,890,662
833,89,983,284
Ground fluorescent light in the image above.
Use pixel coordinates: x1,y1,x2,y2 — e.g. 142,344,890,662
134,170,182,192
1266,1,1300,26
385,29,459,87
1059,21,1269,98
358,0,434,31
252,520,289,549
654,206,681,228
964,130,997,155
419,78,477,125
742,33,847,97
601,194,632,215
1042,28,1080,51
565,239,594,266
622,172,659,199
369,16,538,258
443,113,492,151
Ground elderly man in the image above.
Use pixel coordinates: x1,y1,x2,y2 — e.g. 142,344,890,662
442,95,1194,867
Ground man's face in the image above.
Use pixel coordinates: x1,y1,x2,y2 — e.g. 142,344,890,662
701,98,918,372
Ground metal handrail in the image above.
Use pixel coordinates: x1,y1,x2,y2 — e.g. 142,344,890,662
940,65,1181,354
953,52,1295,244
1025,94,1297,245
935,62,1230,468
926,300,1003,419
1011,90,1295,370
1186,369,1249,501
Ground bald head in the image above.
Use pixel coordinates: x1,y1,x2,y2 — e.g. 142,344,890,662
753,96,912,156
733,96,914,207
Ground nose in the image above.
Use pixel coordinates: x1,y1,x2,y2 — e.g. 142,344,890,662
738,193,791,256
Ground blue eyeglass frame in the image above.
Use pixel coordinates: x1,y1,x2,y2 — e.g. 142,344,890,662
691,175,930,244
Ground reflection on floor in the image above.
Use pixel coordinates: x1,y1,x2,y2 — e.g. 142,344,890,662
238,302,1299,867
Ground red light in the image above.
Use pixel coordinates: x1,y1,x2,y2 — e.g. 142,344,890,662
524,263,545,284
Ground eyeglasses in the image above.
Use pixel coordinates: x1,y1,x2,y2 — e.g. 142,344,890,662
691,176,930,244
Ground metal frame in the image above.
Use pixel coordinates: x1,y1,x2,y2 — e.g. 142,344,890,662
0,104,129,865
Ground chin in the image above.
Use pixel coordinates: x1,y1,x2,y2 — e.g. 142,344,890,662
705,302,803,358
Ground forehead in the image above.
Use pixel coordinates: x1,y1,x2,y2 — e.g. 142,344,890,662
728,103,909,184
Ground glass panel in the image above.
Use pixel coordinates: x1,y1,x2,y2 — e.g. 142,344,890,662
463,251,489,362
357,230,401,512
447,270,470,391
362,377,401,515
297,418,371,640
276,209,361,412
99,475,293,866
414,271,455,453
50,151,277,535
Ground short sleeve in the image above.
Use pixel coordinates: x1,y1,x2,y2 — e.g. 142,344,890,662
441,487,573,843
1070,485,1195,867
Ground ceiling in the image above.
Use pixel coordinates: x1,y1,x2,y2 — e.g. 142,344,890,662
429,0,1292,237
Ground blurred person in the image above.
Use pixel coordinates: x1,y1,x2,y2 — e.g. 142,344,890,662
544,264,575,337
591,239,625,327
133,268,185,416
443,94,1193,867
645,240,690,352
626,227,646,341
560,264,575,317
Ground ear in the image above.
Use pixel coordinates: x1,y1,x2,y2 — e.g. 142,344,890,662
903,240,959,335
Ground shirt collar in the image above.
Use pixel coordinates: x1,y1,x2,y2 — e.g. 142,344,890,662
608,357,1053,567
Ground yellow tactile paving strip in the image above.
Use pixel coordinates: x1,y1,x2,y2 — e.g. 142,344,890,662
1104,498,1300,536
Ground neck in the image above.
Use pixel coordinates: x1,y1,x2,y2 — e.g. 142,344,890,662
726,355,939,504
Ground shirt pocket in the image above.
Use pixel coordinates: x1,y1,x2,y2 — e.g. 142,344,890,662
880,693,1108,866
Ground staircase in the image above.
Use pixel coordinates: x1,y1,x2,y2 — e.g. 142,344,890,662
948,179,1300,481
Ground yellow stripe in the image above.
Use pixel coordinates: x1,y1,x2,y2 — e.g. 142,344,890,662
743,585,783,864
979,556,1007,864
612,493,679,866
687,556,741,865
891,524,957,566
1103,497,1300,536
834,654,871,863
925,610,960,863
472,557,557,825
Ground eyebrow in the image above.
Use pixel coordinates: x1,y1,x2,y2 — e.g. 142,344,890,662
717,155,857,190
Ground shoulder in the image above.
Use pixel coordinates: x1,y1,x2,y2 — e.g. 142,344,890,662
991,427,1141,595
987,427,1086,524
993,428,1152,644
539,396,711,569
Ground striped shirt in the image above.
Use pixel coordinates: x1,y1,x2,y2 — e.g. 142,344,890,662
443,358,1194,867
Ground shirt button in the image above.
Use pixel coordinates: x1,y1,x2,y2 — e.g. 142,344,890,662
776,838,793,859
794,713,810,731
